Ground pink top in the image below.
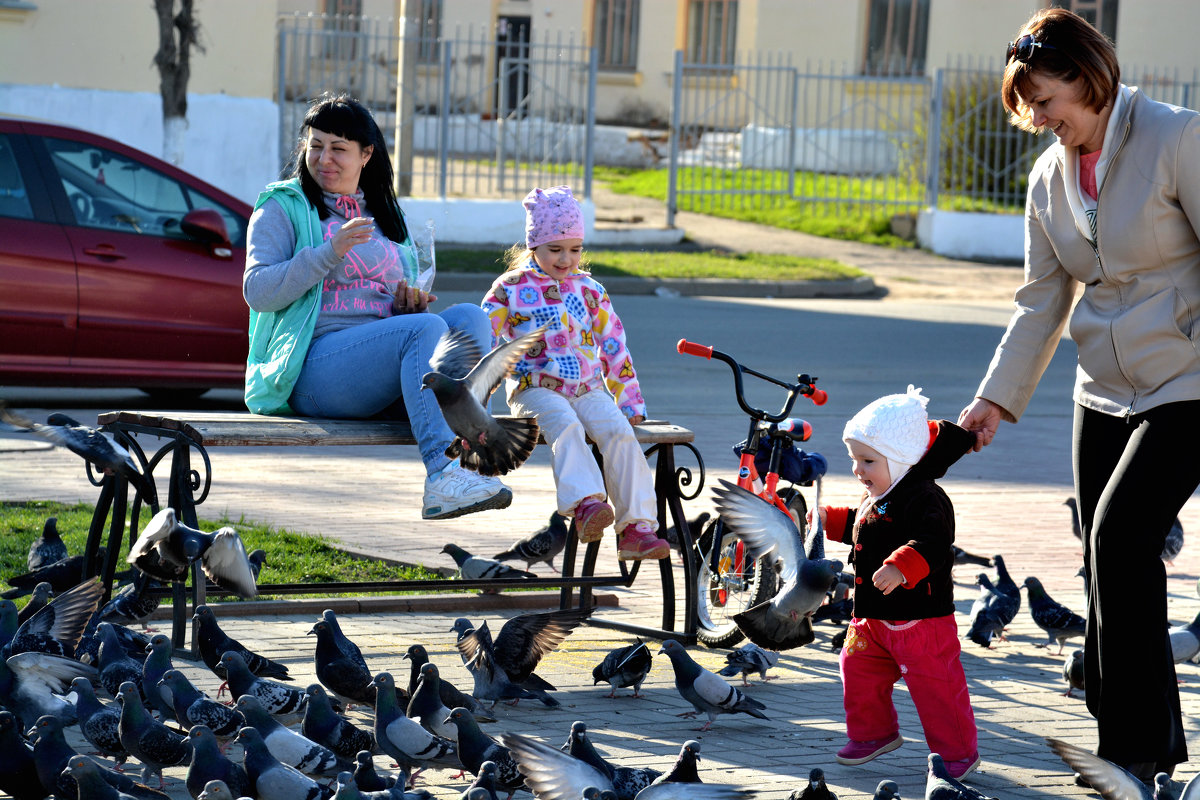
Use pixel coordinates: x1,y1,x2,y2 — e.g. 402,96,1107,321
1079,148,1101,201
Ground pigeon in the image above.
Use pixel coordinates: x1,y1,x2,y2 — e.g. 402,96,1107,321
160,668,244,735
303,684,377,761
951,546,992,568
0,599,17,651
16,582,53,626
127,508,258,598
1022,576,1086,654
141,634,177,721
991,555,1021,609
1062,649,1086,698
453,606,592,707
77,614,151,669
333,771,435,800
593,639,653,698
98,621,147,699
219,651,308,715
2,551,104,600
658,639,768,731
925,753,995,800
369,672,458,787
648,740,703,785
236,693,343,775
0,649,97,728
70,676,129,766
717,643,779,686
662,512,712,552
236,726,331,800
502,731,757,799
1065,497,1083,541
310,618,376,707
248,550,268,580
493,512,570,572
421,325,547,476
407,662,461,740
195,605,291,684
965,574,1009,649
63,755,144,800
401,644,491,720
0,709,43,800
1046,737,1200,799
99,570,164,628
712,479,843,650
7,575,105,659
978,573,1019,629
1169,609,1200,664
460,760,501,800
1162,517,1185,565
441,543,536,587
444,707,525,795
351,750,396,792
27,516,68,572
873,781,902,800
183,724,254,800
29,713,169,800
116,680,189,785
562,720,662,800
788,768,837,800
197,780,244,800
0,405,154,501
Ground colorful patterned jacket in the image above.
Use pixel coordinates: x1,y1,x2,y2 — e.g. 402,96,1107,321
481,262,647,418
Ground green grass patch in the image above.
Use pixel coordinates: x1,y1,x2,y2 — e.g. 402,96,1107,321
1,501,449,603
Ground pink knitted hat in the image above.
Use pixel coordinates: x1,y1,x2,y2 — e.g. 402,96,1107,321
524,186,584,249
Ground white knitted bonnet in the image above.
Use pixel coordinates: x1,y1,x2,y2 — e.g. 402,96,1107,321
843,385,931,486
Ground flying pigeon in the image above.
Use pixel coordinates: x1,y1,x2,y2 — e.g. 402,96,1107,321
441,543,536,587
407,662,460,740
236,693,343,775
712,479,843,651
717,643,780,686
1046,737,1199,800
502,731,757,799
127,508,258,598
1169,609,1200,665
1062,649,1086,698
401,644,491,720
236,726,330,800
1022,576,1086,654
658,639,769,731
7,575,104,659
183,724,253,800
310,618,376,707
302,684,377,762
453,608,592,707
369,672,458,787
0,404,154,501
161,668,244,735
27,516,68,572
116,680,190,785
648,740,703,786
351,750,397,792
421,325,548,476
562,720,662,800
70,676,129,767
219,650,308,715
443,707,525,795
195,605,291,685
925,753,995,800
0,709,42,800
788,768,837,800
493,512,570,572
592,639,653,698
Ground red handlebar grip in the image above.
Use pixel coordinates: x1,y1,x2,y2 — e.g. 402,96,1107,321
810,388,828,405
676,339,713,359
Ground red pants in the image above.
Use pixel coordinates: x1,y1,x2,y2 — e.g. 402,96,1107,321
840,615,977,761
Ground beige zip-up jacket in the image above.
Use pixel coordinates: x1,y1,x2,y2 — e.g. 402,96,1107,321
977,87,1200,420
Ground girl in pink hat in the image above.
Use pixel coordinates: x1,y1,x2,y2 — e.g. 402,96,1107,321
481,186,668,560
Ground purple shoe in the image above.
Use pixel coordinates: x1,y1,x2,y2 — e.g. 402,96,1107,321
945,753,981,779
835,733,903,765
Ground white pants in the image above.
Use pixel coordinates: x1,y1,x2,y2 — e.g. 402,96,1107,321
509,387,657,531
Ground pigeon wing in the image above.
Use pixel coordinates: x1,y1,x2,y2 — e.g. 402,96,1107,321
1046,738,1151,800
463,325,549,405
713,479,803,586
493,607,591,683
429,328,485,381
502,732,613,799
201,528,259,599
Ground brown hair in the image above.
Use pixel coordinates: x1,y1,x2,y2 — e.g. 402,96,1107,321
1001,8,1120,133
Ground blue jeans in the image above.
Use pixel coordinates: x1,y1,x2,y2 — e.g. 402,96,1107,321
289,303,490,472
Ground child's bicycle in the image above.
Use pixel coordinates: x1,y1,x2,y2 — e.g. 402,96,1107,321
677,339,829,648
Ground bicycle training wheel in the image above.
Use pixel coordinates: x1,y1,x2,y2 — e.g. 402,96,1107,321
692,487,807,648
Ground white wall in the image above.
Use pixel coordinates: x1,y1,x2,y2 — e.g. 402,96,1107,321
917,208,1024,263
0,85,278,204
402,197,596,246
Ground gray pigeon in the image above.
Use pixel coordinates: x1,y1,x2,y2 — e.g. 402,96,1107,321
407,662,459,740
965,573,1009,649
441,543,536,586
421,325,547,476
562,720,662,800
1062,649,1086,698
444,707,525,795
63,755,143,800
0,649,97,728
160,668,244,736
219,650,307,715
236,694,343,775
70,676,128,767
925,753,995,800
712,479,843,651
127,508,258,598
873,781,902,800
493,512,570,572
502,731,757,799
658,639,768,731
116,680,189,785
27,517,68,572
1162,517,1185,565
183,724,253,800
16,582,53,627
1047,737,1200,799
195,605,291,686
951,546,992,568
648,740,703,786
369,672,458,786
402,644,493,721
788,768,837,800
1169,610,1200,665
302,684,377,761
141,634,176,721
592,639,653,698
309,618,376,707
196,781,238,800
460,760,501,800
97,621,146,699
98,570,164,628
236,726,329,800
352,750,396,792
717,643,780,686
7,575,104,659
1022,576,1086,654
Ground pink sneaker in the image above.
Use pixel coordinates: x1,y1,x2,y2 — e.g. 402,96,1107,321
945,753,981,779
835,733,903,765
617,522,670,560
574,498,614,543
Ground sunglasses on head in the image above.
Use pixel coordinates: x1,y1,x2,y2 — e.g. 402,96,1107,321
1006,34,1057,64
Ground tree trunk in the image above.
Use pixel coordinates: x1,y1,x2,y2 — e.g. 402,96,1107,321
153,0,201,165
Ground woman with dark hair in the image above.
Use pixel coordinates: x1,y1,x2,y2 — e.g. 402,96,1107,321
959,7,1200,784
243,93,511,520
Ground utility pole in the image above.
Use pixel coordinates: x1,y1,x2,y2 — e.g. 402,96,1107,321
394,0,420,196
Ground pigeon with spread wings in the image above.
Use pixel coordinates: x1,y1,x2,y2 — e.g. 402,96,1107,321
127,508,258,599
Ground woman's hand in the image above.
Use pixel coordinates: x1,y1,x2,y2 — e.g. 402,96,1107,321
958,397,1005,452
392,278,436,314
331,216,375,259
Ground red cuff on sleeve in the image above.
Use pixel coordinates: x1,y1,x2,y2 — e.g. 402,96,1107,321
824,506,850,541
885,545,930,587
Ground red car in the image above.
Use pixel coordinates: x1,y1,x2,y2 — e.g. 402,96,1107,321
0,115,252,398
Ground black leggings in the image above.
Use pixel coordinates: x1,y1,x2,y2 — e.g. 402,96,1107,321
1074,400,1200,769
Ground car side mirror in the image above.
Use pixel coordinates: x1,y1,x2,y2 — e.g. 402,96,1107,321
180,208,233,258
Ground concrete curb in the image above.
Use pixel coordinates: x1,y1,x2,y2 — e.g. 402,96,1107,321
434,272,877,298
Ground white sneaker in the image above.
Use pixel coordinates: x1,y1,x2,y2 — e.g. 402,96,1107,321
422,464,513,520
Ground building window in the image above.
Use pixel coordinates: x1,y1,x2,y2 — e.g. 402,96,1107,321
1050,0,1118,43
686,0,737,67
594,0,640,71
862,0,929,76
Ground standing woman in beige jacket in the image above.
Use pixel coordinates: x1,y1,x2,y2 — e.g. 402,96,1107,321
959,8,1200,785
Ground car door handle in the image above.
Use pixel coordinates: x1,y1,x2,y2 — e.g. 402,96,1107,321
81,245,127,260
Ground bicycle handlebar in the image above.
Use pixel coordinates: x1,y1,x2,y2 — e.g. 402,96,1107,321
676,339,827,423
